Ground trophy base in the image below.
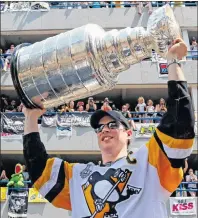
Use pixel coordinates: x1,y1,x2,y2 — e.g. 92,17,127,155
10,43,41,109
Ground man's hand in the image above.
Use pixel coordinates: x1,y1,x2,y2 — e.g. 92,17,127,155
167,38,187,60
22,105,46,119
167,38,187,81
22,105,46,135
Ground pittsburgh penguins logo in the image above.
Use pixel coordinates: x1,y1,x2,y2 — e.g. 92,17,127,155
82,168,142,218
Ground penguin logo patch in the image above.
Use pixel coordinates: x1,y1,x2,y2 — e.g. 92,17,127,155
81,168,142,218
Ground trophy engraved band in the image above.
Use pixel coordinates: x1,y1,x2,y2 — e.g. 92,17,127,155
10,4,181,109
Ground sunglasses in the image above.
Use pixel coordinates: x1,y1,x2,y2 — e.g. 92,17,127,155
95,121,122,133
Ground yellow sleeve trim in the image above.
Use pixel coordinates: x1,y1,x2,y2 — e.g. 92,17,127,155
146,137,183,193
156,128,194,149
51,162,76,211
34,158,55,190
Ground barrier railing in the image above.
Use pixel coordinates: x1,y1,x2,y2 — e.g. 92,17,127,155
176,181,198,196
1,111,164,121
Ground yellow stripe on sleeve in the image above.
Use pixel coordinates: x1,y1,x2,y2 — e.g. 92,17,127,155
34,158,55,191
146,136,183,193
51,162,76,210
156,128,194,149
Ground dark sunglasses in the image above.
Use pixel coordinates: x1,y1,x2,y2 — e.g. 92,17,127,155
95,121,121,133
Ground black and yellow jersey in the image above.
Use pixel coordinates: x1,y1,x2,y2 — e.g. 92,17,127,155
23,81,195,218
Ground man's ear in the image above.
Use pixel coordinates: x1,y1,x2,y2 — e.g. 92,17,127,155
126,129,132,138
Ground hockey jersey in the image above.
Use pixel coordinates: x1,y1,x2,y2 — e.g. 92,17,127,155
23,81,195,218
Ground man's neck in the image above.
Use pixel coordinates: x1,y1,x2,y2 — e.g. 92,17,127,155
101,148,127,165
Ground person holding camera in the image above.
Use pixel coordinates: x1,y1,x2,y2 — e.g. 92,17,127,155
101,97,112,112
86,97,97,112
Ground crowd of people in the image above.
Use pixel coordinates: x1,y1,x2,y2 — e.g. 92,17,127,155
1,94,168,125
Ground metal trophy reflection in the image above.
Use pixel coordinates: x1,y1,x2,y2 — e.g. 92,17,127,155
10,4,181,109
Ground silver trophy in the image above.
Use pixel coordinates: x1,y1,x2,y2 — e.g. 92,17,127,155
11,4,181,109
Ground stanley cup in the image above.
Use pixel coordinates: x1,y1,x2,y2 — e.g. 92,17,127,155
11,4,181,109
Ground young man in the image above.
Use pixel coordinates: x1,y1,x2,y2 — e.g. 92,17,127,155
23,38,195,218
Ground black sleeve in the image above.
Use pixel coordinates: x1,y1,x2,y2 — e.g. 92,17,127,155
23,132,49,184
158,81,195,139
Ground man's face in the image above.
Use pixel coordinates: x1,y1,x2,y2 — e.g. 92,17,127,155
96,116,130,153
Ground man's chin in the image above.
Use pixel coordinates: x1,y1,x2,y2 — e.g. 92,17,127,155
100,142,115,151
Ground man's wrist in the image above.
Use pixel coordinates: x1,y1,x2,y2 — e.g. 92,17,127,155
167,59,181,68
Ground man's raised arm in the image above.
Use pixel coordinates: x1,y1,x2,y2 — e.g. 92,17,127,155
156,38,195,166
146,39,195,194
23,107,73,210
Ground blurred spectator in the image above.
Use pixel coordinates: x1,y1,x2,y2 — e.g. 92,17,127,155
121,104,137,130
101,97,112,111
186,168,198,197
135,96,146,123
3,44,15,71
180,158,188,196
1,95,9,112
91,1,101,8
125,103,131,112
58,104,67,113
190,37,197,49
0,49,5,70
121,104,131,119
0,161,8,187
100,1,109,8
86,97,97,112
106,1,116,8
22,165,30,188
80,2,89,8
136,1,152,15
123,1,132,7
76,101,84,110
190,37,198,60
66,1,74,9
17,102,23,112
173,1,185,7
0,1,7,11
146,99,155,123
155,98,167,122
66,100,75,112
77,105,86,112
5,99,18,112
